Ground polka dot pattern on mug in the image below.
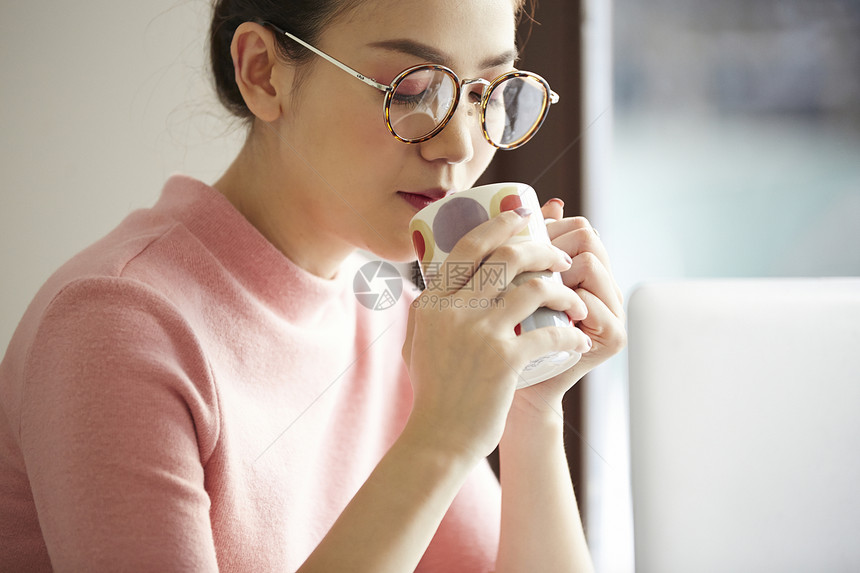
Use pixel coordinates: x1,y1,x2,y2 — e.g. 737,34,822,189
410,219,435,264
432,197,489,253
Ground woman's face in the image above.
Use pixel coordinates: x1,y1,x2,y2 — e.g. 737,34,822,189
270,0,519,263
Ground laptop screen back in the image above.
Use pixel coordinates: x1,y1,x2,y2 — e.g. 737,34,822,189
627,278,860,572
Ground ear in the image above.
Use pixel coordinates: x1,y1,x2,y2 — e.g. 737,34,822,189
230,22,289,123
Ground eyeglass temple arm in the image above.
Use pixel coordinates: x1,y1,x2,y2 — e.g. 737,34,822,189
261,22,391,94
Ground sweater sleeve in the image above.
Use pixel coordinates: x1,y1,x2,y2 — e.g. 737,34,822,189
18,277,221,572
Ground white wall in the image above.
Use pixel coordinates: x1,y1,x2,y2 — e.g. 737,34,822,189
0,1,246,352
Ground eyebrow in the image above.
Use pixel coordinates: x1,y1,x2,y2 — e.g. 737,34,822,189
367,39,519,71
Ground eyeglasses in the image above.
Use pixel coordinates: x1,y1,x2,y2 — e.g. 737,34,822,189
263,22,560,150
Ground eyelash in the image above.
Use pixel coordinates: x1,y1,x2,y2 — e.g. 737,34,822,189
389,84,503,109
391,93,423,108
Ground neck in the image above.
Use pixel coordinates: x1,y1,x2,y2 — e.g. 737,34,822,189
213,128,354,281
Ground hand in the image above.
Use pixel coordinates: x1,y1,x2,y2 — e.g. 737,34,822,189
401,210,593,462
511,198,627,416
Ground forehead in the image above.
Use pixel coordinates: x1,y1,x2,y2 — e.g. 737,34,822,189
327,0,518,71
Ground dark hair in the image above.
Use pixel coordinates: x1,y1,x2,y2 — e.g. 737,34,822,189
210,0,535,120
210,0,361,120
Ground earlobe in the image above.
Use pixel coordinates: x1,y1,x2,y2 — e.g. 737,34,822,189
231,22,285,123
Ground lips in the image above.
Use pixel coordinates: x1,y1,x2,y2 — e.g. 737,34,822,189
398,188,453,211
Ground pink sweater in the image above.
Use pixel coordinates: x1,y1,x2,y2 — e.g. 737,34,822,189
0,175,501,571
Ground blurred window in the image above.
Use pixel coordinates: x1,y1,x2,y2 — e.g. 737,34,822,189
612,0,860,285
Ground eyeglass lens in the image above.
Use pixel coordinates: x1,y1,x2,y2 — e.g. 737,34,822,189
388,69,457,141
489,75,549,146
388,69,549,147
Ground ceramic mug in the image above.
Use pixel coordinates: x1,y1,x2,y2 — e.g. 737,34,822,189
409,182,581,387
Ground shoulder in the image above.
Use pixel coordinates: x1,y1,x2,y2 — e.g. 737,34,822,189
8,275,219,459
34,275,203,350
22,275,215,399
5,208,200,374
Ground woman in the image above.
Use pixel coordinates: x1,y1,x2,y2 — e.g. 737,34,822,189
0,0,625,570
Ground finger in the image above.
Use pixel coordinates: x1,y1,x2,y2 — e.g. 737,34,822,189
551,224,612,273
469,241,572,300
540,197,565,222
559,251,624,317
547,216,624,308
573,288,627,355
494,274,587,329
427,210,531,293
516,322,593,358
544,215,591,241
545,215,599,243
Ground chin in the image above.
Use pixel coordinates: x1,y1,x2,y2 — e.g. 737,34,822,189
378,246,419,265
359,236,418,265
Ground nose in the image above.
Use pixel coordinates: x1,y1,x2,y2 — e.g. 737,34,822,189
418,99,480,165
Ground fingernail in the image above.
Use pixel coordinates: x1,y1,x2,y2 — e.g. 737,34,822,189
585,336,593,351
556,248,572,265
513,207,532,218
549,198,565,208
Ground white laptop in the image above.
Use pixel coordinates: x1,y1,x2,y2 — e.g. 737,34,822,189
626,278,860,573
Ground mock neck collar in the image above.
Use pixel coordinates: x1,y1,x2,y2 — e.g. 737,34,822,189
154,175,355,323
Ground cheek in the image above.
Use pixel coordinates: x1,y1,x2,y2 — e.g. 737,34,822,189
341,98,397,150
466,145,498,182
305,75,387,148
318,101,402,178
357,115,393,149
